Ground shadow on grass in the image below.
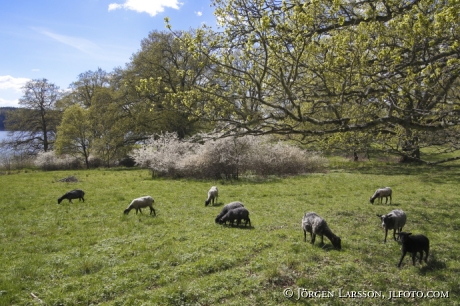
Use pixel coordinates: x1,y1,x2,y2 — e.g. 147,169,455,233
418,254,448,275
303,241,341,252
219,224,255,230
334,162,460,183
207,202,225,208
371,202,403,207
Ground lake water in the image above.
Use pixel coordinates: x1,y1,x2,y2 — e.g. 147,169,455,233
0,130,10,142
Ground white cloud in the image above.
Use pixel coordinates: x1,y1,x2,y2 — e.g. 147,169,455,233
0,97,20,108
195,11,203,17
0,75,30,92
108,0,183,17
31,69,40,72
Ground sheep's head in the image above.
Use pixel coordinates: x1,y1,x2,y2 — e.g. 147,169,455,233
397,232,412,242
123,208,131,215
331,236,342,250
380,214,397,229
376,214,384,223
58,197,63,204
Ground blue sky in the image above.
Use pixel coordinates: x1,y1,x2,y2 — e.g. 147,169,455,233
0,0,217,107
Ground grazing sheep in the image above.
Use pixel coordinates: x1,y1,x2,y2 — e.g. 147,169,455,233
57,189,85,204
302,212,341,250
219,207,251,226
205,186,219,206
376,209,406,243
215,201,244,223
397,232,430,267
370,187,392,204
123,196,156,215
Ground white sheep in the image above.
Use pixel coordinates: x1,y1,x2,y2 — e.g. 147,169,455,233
302,212,341,249
397,232,430,267
205,186,218,206
376,209,406,243
370,187,392,204
123,196,156,215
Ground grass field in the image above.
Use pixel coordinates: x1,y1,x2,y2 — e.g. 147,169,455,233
1,160,459,305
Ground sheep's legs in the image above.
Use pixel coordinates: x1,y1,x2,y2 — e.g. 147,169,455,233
398,251,407,267
411,253,418,265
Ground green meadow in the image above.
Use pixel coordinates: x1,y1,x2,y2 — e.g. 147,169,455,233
1,160,459,305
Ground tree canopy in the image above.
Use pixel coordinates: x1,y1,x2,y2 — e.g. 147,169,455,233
166,0,460,163
5,1,460,166
4,79,61,153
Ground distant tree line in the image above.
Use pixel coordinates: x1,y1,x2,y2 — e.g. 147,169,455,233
2,0,460,167
0,107,18,131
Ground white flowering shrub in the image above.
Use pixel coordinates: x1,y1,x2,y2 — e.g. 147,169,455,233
34,151,81,170
241,138,327,175
132,133,328,179
131,132,199,177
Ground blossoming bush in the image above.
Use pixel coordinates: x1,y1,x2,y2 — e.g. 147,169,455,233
131,133,328,178
34,151,81,170
132,132,199,177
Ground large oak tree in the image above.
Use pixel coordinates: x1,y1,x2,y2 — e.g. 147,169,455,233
168,0,460,163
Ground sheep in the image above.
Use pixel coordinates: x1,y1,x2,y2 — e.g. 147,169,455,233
57,189,85,204
123,196,156,215
205,186,219,206
397,232,430,267
218,207,251,227
302,212,341,250
376,209,406,243
369,187,392,204
215,201,244,224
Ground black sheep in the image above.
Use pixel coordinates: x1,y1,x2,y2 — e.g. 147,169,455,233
58,189,85,204
215,201,244,223
219,207,251,227
397,232,430,267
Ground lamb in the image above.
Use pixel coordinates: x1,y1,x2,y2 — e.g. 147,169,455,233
215,201,244,223
397,232,430,267
370,187,392,204
218,207,251,227
205,186,219,206
123,196,156,215
57,189,85,204
302,212,341,250
376,209,406,243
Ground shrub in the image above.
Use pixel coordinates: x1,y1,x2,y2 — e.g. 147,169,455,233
0,150,35,171
131,133,328,179
34,151,82,170
132,132,199,177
